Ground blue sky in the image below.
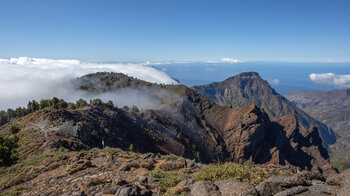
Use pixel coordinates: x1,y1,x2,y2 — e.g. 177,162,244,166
0,0,349,62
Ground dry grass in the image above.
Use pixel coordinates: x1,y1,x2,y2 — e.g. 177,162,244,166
196,162,268,183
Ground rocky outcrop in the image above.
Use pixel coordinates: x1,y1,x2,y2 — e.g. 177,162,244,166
255,171,324,195
193,72,336,147
214,180,258,196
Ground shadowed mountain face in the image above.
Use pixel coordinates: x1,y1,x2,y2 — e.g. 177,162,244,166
192,72,337,147
1,72,334,175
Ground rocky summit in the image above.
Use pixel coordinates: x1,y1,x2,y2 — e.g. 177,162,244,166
193,72,337,147
0,72,343,195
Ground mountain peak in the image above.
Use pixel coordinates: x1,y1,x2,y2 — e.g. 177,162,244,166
225,72,263,82
193,72,337,147
236,71,260,77
223,72,271,90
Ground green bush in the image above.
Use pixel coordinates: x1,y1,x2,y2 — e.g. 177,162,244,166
0,134,19,166
128,144,134,152
9,124,20,134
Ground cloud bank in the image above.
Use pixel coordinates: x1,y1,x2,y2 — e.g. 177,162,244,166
205,58,242,64
309,73,350,87
0,57,178,109
220,58,242,63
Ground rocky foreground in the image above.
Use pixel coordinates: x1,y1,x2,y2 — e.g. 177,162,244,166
0,147,349,196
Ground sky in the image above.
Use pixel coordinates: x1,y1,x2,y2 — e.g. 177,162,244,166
0,0,349,110
0,0,350,62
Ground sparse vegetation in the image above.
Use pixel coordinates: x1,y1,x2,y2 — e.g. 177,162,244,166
1,185,27,196
196,162,268,183
144,128,165,144
150,169,189,192
9,124,20,134
0,151,69,186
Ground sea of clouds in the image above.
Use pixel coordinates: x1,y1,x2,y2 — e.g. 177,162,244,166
0,57,178,110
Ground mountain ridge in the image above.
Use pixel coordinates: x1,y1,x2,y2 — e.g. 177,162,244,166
192,72,337,147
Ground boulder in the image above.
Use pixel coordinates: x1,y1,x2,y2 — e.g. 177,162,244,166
115,184,141,196
138,175,157,188
190,181,221,196
256,171,323,195
177,179,195,187
274,186,308,196
326,168,350,186
214,180,258,196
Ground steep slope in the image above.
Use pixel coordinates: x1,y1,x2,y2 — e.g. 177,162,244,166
192,72,337,146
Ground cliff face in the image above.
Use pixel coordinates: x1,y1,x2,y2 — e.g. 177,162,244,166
193,72,337,147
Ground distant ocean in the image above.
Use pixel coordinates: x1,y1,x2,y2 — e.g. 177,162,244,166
154,62,350,94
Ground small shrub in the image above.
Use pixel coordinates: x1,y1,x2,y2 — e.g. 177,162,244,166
128,144,134,152
150,169,188,192
106,100,114,106
196,152,200,159
150,168,163,178
130,105,140,113
9,125,20,134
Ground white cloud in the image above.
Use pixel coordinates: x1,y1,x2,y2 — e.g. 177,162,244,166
220,58,242,63
309,73,350,87
0,57,178,109
269,78,280,86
